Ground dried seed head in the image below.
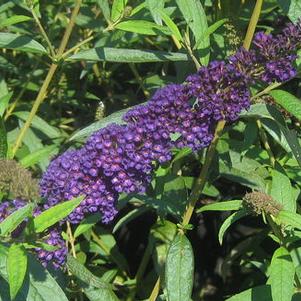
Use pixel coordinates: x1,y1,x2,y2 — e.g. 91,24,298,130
243,191,282,216
0,159,39,201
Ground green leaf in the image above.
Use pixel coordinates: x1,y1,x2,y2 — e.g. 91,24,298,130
68,47,189,63
267,247,295,301
218,209,249,244
176,0,209,65
261,118,290,152
7,244,27,300
0,33,47,54
115,20,171,35
111,0,127,22
130,2,147,16
0,15,32,28
165,233,194,301
194,18,228,49
240,103,286,123
270,90,301,122
0,246,69,301
157,9,183,42
20,145,58,168
0,92,13,117
226,285,272,301
69,103,146,141
197,200,243,213
219,153,267,191
282,127,301,168
74,213,102,238
277,0,301,23
0,117,7,158
96,0,111,24
0,204,34,236
270,169,295,212
66,254,112,289
276,210,301,230
14,111,61,139
84,286,120,301
147,0,164,25
33,196,83,233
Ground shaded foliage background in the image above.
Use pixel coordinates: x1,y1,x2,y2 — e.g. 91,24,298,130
2,0,301,301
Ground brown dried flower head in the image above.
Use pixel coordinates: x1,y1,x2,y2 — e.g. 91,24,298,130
243,191,282,216
0,159,39,201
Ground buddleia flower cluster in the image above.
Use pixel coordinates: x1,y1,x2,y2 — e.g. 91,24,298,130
37,21,301,267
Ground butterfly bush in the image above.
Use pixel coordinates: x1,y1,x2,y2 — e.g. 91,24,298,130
33,22,301,267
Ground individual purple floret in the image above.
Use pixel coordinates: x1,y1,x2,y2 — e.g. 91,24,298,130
36,228,67,269
186,61,251,122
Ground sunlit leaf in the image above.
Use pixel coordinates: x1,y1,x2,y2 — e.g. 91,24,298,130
0,33,47,54
165,233,194,301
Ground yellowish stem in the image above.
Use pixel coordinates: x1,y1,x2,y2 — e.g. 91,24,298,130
12,0,82,157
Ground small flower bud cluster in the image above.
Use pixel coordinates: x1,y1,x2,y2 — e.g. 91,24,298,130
243,191,282,216
0,159,39,201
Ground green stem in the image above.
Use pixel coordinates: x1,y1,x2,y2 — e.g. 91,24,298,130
251,82,282,100
147,1,263,299
182,120,226,226
243,0,263,50
30,7,56,58
61,35,94,59
183,31,201,69
11,0,82,157
56,0,82,58
129,63,150,98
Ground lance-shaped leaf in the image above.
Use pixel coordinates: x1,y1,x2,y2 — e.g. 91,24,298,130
276,210,301,230
197,200,243,213
0,33,47,54
165,233,194,301
270,90,301,122
7,244,28,300
33,196,83,233
267,247,295,301
226,285,272,301
115,20,171,36
0,203,34,236
176,0,209,65
270,169,295,212
68,47,189,63
218,208,250,244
